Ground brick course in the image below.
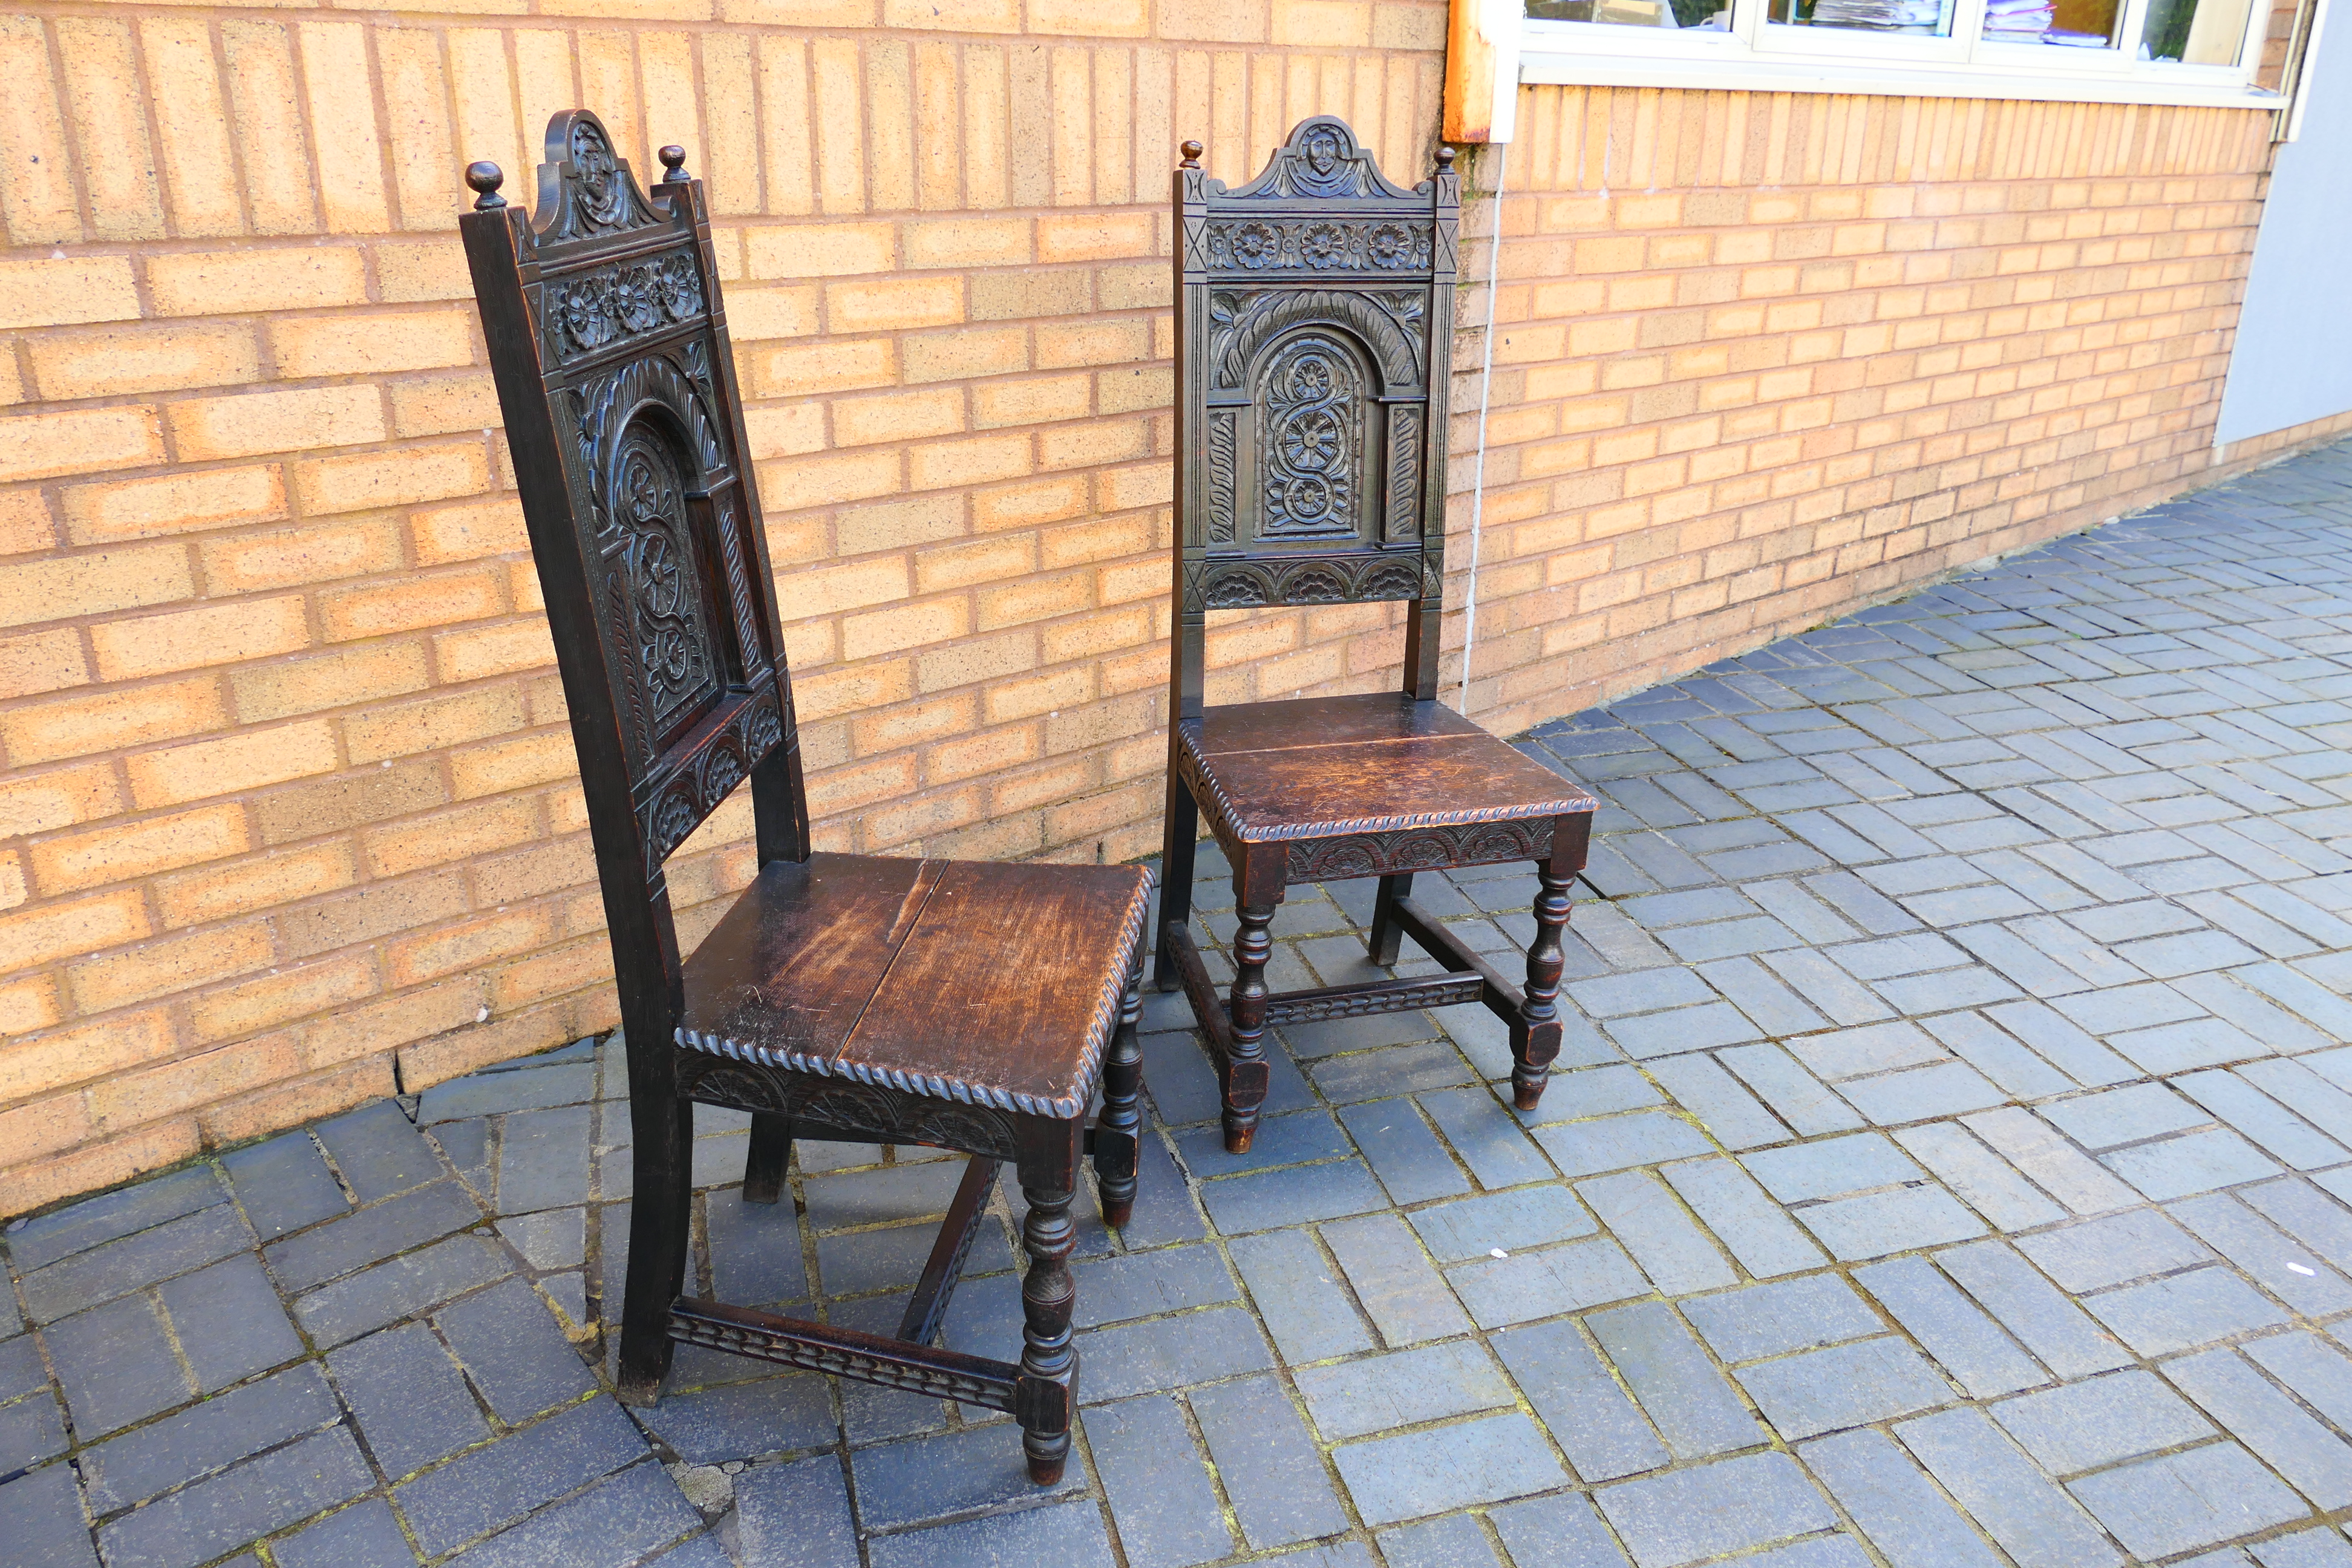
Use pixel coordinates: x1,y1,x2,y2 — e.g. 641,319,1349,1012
0,0,2325,1216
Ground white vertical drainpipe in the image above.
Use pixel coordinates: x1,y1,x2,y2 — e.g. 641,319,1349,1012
1460,134,1509,714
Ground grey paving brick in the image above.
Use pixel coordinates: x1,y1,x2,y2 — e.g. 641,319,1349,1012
330,1321,489,1478
1336,1100,1471,1206
1800,1428,2004,1568
1172,1109,1353,1178
1796,1185,1987,1261
1077,1302,1273,1401
273,1497,420,1568
2238,1177,2352,1276
1935,1240,2136,1377
1892,1122,2067,1231
1578,1169,1736,1295
2164,1348,2352,1510
2083,1265,2290,1355
867,1497,1114,1568
2167,1191,2352,1316
497,1206,585,1273
266,1181,482,1294
5,1166,228,1276
2251,1530,2352,1568
1854,1256,2046,1397
433,1276,595,1422
734,1454,856,1568
1990,1369,2216,1474
1757,947,1900,1025
397,1396,648,1555
1188,1373,1350,1549
1227,1229,1374,1364
1320,1212,1469,1346
1492,1317,1669,1483
1082,1394,1231,1568
1587,1298,1762,1460
638,1371,833,1463
1895,1406,2125,1568
295,1233,511,1348
1684,1275,1879,1364
0,1336,41,1402
1645,1056,1791,1151
2238,1057,2352,1148
18,1204,253,1323
1196,1158,1388,1232
442,1459,696,1568
45,1293,194,1439
1606,1002,1765,1058
1740,1132,1921,1202
1595,1450,1837,1568
1408,1185,1596,1263
1334,1410,1569,1527
1489,1492,1638,1568
1309,1039,1478,1102
1418,1086,1552,1188
1298,1339,1514,1440
2105,1127,2285,1200
222,1134,348,1241
1071,1243,1235,1330
1660,1156,1825,1276
158,1253,305,1393
2174,1068,2351,1169
1786,1021,1947,1082
1982,999,2138,1086
2017,1208,2210,1292
1840,1061,2009,1125
1535,1111,1716,1179
2043,1082,2210,1149
96,1425,372,1568
1380,1513,1506,1568
0,1465,98,1568
2244,1330,2352,1433
798,1158,967,1231
2068,1442,2309,1561
1962,1106,2141,1214
1717,1045,1868,1137
317,1100,445,1201
417,1063,597,1127
494,1105,592,1215
1737,1337,1952,1440
1450,1236,1650,1328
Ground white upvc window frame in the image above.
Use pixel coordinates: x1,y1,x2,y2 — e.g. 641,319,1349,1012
1517,0,2287,108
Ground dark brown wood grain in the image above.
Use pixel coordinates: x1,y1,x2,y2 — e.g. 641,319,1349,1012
1155,117,1601,1146
462,107,1147,1486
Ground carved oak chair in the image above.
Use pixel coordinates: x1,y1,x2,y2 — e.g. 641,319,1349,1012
1158,117,1600,1154
459,111,1149,1485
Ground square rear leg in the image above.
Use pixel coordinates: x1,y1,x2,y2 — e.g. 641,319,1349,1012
742,1112,792,1205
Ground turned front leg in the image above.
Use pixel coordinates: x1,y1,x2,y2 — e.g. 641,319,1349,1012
1512,868,1575,1111
1016,1181,1077,1485
1223,902,1277,1154
1096,959,1145,1228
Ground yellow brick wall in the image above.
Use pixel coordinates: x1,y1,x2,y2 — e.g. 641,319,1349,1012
1452,87,2284,739
0,0,2308,1218
0,0,1452,1215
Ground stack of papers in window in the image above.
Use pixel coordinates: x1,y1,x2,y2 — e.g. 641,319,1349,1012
1810,0,1946,28
1982,0,2053,39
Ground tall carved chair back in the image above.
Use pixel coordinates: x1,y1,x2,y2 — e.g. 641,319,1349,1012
1159,119,1598,1155
1171,116,1459,714
461,113,805,1060
461,114,1151,1487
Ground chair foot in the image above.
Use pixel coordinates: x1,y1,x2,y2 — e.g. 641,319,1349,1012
1222,1108,1258,1155
1025,1445,1068,1486
613,1333,666,1409
1102,1197,1134,1229
1512,1067,1548,1112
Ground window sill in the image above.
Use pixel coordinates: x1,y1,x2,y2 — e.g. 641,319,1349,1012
1518,46,2287,107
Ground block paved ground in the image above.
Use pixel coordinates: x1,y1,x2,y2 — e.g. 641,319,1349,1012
16,440,2352,1564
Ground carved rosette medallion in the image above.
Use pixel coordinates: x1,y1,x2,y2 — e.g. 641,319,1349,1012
1259,335,1362,543
1202,217,1434,273
607,429,710,740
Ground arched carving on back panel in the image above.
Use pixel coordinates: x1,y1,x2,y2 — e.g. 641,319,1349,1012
532,109,664,244
1252,327,1376,547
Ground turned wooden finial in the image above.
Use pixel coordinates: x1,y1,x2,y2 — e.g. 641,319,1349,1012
1180,140,1203,169
659,145,689,183
466,161,506,210
1436,145,1457,170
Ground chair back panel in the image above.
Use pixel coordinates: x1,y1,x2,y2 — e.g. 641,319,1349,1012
463,111,805,893
1174,117,1459,707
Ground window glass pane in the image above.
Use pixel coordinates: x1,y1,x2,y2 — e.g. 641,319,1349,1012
1987,0,2121,47
1526,0,1733,30
2140,0,2251,59
1765,0,1954,34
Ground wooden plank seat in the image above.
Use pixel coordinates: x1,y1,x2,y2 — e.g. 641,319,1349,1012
1156,120,1600,1154
458,111,1149,1485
